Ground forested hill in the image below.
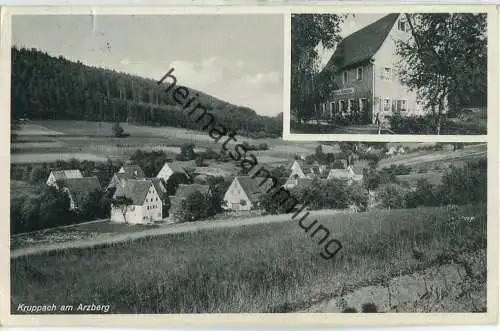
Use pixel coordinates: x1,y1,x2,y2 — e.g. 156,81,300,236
11,47,282,138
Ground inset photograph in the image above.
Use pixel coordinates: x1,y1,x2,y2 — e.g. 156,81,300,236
288,13,487,136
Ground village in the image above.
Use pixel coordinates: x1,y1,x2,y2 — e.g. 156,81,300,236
36,141,469,226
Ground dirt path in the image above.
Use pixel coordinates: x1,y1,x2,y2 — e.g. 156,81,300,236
10,210,342,259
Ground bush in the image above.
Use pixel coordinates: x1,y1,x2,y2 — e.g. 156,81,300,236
439,159,487,205
112,122,126,137
378,184,407,209
174,191,209,222
405,179,441,208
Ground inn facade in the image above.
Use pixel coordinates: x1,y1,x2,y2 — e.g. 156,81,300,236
317,14,425,124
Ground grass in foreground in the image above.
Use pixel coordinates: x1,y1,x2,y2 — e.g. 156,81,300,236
11,205,486,313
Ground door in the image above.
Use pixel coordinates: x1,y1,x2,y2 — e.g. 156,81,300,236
360,98,369,123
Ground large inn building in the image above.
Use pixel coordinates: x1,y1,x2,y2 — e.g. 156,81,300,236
317,13,425,124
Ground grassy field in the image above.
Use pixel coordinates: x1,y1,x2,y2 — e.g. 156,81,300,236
11,204,486,313
11,120,314,163
377,143,486,169
397,172,444,187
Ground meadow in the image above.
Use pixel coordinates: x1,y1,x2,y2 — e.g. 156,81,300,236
11,204,486,313
11,120,316,163
377,143,486,169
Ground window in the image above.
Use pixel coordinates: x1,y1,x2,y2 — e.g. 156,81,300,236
397,100,407,112
398,19,407,32
382,67,392,81
356,67,363,81
343,71,348,85
348,99,354,113
383,99,391,112
340,100,348,113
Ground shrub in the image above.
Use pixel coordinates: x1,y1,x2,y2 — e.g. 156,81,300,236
112,122,126,137
258,143,269,150
405,179,441,208
439,159,487,205
174,191,209,222
378,184,407,209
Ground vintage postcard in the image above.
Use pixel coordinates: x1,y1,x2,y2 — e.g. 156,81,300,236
0,4,498,328
284,10,494,140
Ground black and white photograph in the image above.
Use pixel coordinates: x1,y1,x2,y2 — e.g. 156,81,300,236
289,13,488,136
0,5,497,328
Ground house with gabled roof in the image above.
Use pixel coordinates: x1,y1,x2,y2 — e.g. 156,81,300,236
46,169,83,188
118,164,146,178
56,176,102,210
156,162,190,184
283,160,307,190
318,14,425,124
222,176,274,211
326,165,363,184
106,168,146,191
110,179,163,224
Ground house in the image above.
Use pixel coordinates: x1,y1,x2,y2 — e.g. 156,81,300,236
156,162,189,184
168,183,211,222
46,169,83,188
110,179,163,224
283,160,307,189
106,170,146,191
56,176,101,210
318,14,426,124
326,166,363,184
223,176,273,211
118,165,146,178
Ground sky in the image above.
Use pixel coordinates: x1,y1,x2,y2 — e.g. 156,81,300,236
316,14,386,71
12,15,284,117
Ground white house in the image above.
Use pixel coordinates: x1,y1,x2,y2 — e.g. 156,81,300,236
327,166,363,184
118,165,146,178
223,176,270,211
46,169,83,188
156,162,189,184
110,179,163,224
283,160,307,190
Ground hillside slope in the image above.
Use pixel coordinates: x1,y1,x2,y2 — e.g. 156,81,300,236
11,47,282,138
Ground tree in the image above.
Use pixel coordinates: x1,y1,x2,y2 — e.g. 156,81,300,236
174,191,209,222
291,14,346,123
79,189,105,220
111,195,133,223
396,14,487,134
180,143,197,160
112,121,125,137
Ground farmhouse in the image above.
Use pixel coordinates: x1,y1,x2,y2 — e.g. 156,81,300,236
317,13,425,124
118,164,146,178
326,166,363,184
283,160,307,190
168,183,211,222
46,169,83,188
156,162,189,183
106,170,146,191
56,176,102,210
110,179,163,224
223,176,274,211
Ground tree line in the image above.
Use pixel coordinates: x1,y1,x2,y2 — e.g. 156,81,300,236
11,47,282,138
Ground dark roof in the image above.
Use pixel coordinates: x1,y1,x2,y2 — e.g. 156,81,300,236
323,14,399,72
166,162,188,175
172,183,210,199
113,179,152,205
120,165,145,178
58,176,101,206
236,176,269,203
149,178,167,197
